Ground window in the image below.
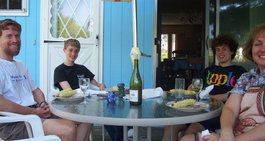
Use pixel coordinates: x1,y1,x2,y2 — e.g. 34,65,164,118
50,0,93,38
220,0,265,71
0,0,28,16
161,34,168,61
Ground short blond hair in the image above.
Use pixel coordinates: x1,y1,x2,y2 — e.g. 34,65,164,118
64,39,80,49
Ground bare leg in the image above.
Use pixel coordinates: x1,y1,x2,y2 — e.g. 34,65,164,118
162,124,187,141
43,119,76,141
180,134,196,141
185,123,205,135
76,123,93,141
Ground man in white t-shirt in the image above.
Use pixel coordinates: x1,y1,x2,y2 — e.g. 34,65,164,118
0,19,90,141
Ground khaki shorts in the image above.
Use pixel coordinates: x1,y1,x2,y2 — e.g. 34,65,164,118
0,122,29,140
0,113,60,140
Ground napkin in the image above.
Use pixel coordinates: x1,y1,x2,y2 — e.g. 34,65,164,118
123,87,163,100
88,84,108,95
201,129,210,138
199,85,214,99
76,88,108,95
87,89,108,95
142,87,163,99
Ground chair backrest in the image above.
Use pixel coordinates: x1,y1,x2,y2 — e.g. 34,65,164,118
48,83,59,102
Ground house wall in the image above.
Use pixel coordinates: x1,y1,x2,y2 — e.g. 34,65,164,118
0,0,155,89
0,0,41,84
103,0,155,88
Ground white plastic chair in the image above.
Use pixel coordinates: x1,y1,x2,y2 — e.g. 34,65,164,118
0,111,61,141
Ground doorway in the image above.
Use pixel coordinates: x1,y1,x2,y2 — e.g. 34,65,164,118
156,0,206,90
40,0,101,98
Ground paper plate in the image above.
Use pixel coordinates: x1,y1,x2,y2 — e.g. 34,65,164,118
54,93,84,102
166,101,209,112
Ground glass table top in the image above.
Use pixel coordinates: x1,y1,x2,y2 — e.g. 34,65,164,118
49,93,223,126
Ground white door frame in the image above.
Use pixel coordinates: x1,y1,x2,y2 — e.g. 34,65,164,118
39,0,104,97
153,0,158,88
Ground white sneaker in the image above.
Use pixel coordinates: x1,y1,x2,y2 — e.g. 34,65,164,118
128,129,134,138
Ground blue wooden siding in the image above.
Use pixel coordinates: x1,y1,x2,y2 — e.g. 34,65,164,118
0,0,40,85
103,0,154,88
1,0,154,89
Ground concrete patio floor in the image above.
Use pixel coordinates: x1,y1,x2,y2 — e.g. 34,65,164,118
91,126,165,141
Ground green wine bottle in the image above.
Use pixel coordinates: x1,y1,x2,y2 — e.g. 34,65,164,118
129,55,142,105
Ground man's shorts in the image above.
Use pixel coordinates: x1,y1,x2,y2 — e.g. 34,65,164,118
0,122,29,140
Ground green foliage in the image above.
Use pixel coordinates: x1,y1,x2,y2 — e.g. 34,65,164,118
53,16,90,38
161,49,168,61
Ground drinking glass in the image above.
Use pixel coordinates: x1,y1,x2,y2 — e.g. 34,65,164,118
174,78,185,100
191,78,203,101
79,78,90,103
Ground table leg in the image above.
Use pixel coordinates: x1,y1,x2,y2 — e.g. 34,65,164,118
133,126,138,141
147,127,151,141
102,125,105,141
123,126,128,141
123,126,151,141
170,126,173,141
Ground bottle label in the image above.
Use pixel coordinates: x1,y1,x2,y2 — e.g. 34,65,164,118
129,90,138,102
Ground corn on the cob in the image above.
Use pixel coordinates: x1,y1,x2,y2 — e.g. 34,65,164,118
172,99,196,108
54,89,77,97
112,86,118,91
169,89,195,95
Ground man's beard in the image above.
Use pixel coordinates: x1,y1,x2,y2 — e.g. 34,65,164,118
8,45,21,56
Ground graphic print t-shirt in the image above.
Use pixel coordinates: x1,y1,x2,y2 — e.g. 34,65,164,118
196,65,246,95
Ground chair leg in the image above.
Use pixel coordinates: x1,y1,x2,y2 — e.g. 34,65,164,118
123,126,128,141
147,127,151,141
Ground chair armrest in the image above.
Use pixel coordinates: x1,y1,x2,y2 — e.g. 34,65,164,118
0,112,45,137
0,111,20,116
16,135,61,141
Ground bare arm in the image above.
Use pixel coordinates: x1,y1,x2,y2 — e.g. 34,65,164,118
91,79,106,90
58,81,72,90
0,95,37,115
32,88,47,103
219,99,265,141
0,88,51,118
210,94,227,102
32,88,51,118
187,84,192,90
218,94,242,141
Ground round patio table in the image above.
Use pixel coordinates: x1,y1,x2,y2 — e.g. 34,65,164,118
49,94,223,141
